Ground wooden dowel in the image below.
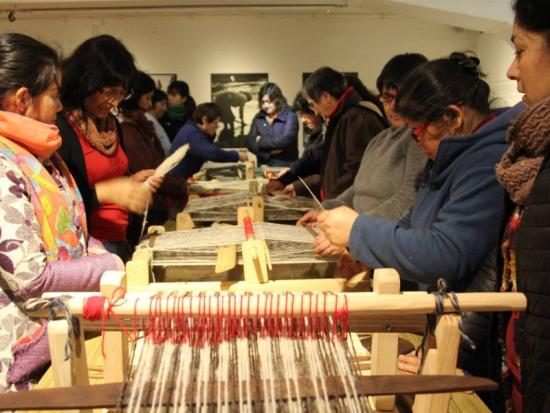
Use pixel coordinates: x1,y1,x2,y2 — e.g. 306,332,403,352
32,291,526,319
0,375,497,410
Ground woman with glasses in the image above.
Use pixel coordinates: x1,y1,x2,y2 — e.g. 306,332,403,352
315,52,524,408
56,35,160,261
0,33,123,393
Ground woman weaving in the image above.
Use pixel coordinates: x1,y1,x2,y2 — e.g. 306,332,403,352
315,52,525,410
0,33,122,393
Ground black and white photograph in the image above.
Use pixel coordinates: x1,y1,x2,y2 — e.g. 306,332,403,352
211,73,268,147
150,73,177,90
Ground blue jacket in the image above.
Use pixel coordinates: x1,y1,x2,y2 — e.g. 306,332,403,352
349,104,524,291
247,106,298,166
169,121,239,179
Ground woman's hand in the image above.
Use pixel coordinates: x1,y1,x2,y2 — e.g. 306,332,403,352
314,232,345,256
398,351,421,374
146,175,164,193
297,208,322,226
131,169,165,193
238,150,248,162
131,169,155,183
264,179,284,194
317,206,359,248
95,177,152,214
282,184,296,197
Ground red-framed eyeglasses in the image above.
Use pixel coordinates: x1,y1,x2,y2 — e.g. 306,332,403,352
411,124,428,142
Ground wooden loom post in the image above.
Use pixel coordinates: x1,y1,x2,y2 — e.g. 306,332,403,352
215,224,238,273
369,268,400,411
100,271,129,384
176,211,195,230
252,195,265,222
245,161,255,180
248,179,259,193
47,319,90,413
241,216,271,283
412,314,461,413
125,249,151,286
237,205,255,223
147,225,165,235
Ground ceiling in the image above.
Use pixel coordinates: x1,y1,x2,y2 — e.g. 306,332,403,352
0,0,514,34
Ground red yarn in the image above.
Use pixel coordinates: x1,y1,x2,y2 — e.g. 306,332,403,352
82,287,133,356
83,296,106,321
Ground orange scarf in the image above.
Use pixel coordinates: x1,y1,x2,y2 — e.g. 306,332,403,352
0,111,87,260
0,111,61,158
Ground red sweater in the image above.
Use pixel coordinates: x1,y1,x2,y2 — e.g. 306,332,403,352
74,126,129,242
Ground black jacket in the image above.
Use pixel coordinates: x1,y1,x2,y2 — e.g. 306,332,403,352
516,155,550,413
278,128,323,197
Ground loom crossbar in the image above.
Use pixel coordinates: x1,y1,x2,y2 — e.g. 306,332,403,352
0,375,497,410
31,291,526,319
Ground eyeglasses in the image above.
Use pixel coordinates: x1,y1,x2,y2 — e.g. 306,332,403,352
100,87,131,103
411,124,428,142
379,93,397,103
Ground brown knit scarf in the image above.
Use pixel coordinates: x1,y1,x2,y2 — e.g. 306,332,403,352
65,110,118,156
496,96,550,205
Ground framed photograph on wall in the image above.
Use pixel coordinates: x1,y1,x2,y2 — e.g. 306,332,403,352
211,73,268,148
150,73,177,91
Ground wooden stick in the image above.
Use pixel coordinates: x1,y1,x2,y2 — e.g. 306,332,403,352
33,291,525,319
413,314,461,413
100,271,129,384
0,375,497,410
370,269,400,410
47,319,90,413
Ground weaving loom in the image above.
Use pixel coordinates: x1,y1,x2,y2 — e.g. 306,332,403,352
180,193,315,225
2,269,526,412
192,159,285,182
132,219,336,283
188,177,269,194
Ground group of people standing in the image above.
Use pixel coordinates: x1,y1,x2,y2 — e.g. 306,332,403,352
0,0,548,412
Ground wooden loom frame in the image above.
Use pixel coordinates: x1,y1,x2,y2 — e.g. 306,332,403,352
37,268,526,413
137,206,337,285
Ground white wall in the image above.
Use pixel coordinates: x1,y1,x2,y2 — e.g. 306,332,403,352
475,31,523,106
1,13,479,102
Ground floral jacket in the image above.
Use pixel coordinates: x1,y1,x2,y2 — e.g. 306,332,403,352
0,151,121,392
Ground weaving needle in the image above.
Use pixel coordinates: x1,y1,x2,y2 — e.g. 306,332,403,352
296,176,326,240
297,176,325,211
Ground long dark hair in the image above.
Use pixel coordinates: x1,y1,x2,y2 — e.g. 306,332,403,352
120,71,156,113
258,82,287,112
0,33,59,105
60,34,136,111
395,52,490,123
